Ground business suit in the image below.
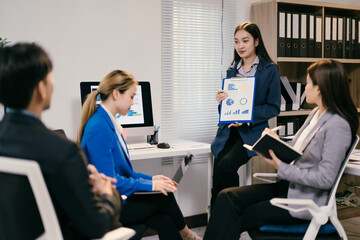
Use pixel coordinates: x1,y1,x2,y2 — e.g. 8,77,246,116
204,108,352,240
81,104,153,197
0,112,120,240
81,105,187,240
210,58,281,208
211,58,281,159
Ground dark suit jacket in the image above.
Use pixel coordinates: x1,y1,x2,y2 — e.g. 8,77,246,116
211,58,281,158
0,112,120,240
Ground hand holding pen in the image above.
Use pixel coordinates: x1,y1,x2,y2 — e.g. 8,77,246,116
262,126,284,139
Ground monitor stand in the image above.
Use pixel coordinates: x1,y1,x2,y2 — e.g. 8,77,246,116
126,135,148,145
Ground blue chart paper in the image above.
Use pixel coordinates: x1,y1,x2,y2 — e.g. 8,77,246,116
219,77,256,124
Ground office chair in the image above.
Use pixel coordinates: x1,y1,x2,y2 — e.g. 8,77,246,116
0,156,135,240
247,135,359,240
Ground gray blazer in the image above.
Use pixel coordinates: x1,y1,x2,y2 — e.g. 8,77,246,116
277,108,352,220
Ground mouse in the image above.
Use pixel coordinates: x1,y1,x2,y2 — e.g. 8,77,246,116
157,142,170,149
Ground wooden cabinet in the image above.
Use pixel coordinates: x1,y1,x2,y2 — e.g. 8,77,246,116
250,0,360,184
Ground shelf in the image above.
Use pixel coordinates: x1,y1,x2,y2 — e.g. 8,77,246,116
279,110,313,116
277,57,360,64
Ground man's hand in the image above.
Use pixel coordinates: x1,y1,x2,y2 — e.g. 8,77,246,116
87,164,117,196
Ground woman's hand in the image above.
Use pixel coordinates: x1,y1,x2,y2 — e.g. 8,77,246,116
153,178,177,196
87,164,117,196
259,150,282,170
216,90,228,104
261,128,280,139
228,122,250,128
153,175,178,186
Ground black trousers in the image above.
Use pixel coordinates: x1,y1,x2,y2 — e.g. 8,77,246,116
204,181,308,240
120,193,185,240
211,127,250,209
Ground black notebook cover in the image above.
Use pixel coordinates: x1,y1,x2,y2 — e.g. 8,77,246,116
244,133,302,164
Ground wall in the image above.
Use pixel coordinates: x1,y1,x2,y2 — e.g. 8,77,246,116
0,0,162,141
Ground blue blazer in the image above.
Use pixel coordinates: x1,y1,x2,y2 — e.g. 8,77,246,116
211,58,281,158
81,105,153,196
278,108,352,220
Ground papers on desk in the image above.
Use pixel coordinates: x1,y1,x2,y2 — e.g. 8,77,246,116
349,149,360,164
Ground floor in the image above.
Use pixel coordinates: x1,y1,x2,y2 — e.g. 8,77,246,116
142,217,360,240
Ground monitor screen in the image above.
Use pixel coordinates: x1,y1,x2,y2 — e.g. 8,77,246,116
80,81,154,136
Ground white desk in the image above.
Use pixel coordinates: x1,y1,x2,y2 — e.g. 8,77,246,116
128,140,213,207
345,149,360,176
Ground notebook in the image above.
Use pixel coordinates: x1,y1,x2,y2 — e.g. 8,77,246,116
243,133,302,164
134,154,193,195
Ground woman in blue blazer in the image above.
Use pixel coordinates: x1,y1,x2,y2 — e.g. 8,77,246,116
204,60,359,240
78,70,201,240
210,22,281,209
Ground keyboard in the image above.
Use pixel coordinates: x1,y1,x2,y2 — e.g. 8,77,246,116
127,143,157,150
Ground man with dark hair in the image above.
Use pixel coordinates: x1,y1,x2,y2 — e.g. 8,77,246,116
0,43,121,239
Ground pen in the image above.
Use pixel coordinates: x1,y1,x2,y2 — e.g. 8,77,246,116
270,126,284,132
155,126,160,132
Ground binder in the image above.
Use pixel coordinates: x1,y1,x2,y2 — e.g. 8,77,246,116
324,15,331,58
357,19,360,59
285,12,292,57
331,16,337,58
280,76,301,111
308,14,315,57
345,17,350,59
350,18,356,59
278,11,286,57
300,14,307,57
337,17,344,58
315,15,322,58
292,13,300,57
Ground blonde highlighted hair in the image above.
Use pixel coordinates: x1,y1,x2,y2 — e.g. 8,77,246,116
77,70,137,143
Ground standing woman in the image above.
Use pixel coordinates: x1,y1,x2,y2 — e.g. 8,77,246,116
78,70,201,240
210,22,281,209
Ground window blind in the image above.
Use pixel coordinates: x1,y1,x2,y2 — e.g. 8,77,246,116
161,0,236,143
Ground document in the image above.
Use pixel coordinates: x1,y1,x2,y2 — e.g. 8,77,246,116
219,77,256,124
243,133,302,164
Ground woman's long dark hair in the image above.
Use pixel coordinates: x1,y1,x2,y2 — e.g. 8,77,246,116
307,60,358,139
231,22,274,65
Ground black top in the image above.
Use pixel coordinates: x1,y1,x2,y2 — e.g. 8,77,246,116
0,112,120,240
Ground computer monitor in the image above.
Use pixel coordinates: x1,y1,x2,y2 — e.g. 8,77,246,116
80,81,154,137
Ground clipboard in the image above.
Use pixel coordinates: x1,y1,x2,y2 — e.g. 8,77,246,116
219,77,256,124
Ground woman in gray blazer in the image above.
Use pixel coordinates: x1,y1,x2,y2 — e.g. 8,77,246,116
203,59,359,240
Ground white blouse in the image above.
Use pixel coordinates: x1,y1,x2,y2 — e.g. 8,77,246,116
293,110,326,152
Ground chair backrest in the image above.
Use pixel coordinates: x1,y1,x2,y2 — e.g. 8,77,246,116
0,156,63,240
327,135,359,206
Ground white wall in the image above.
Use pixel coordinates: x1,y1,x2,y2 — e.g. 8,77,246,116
0,0,162,141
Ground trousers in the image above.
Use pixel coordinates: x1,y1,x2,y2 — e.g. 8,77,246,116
204,180,308,240
211,127,250,209
120,192,185,240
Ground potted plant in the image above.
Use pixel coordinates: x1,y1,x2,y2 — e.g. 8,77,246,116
0,37,11,49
